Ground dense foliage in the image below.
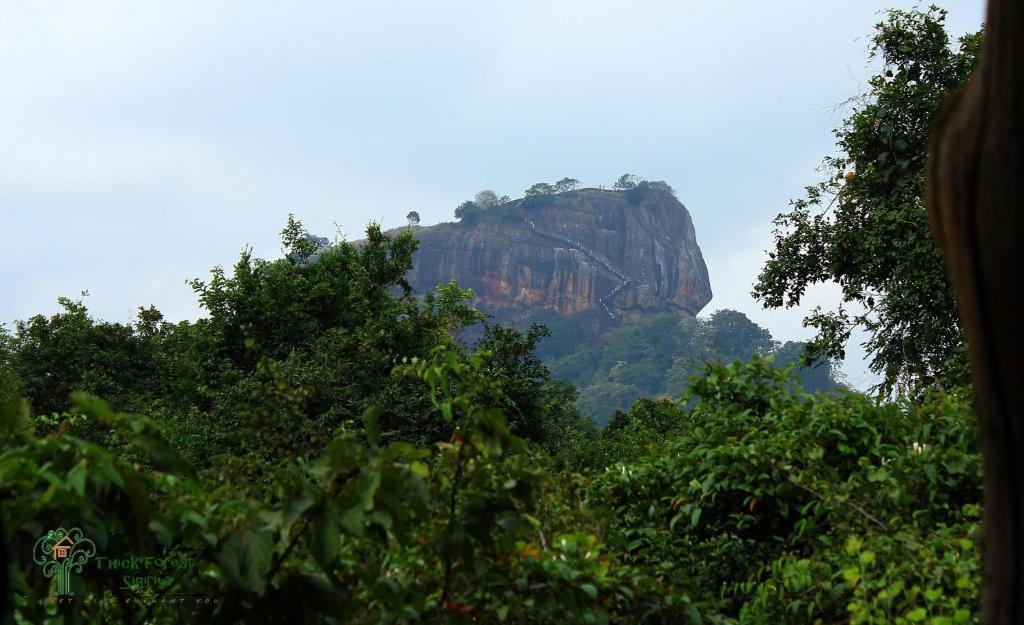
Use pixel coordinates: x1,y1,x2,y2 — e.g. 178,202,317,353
0,214,982,624
1,216,584,463
585,359,980,624
753,6,981,396
540,310,838,425
453,190,512,223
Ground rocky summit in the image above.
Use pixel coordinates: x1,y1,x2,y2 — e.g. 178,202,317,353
400,185,712,326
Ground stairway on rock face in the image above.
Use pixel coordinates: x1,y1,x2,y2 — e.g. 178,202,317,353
524,218,633,320
391,188,713,327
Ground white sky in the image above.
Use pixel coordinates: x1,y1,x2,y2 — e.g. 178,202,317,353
0,1,986,390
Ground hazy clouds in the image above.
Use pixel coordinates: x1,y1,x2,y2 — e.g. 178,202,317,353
0,1,985,387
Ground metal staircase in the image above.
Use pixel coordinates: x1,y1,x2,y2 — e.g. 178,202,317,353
523,218,633,320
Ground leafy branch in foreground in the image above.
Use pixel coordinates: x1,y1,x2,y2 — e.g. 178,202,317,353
3,347,686,623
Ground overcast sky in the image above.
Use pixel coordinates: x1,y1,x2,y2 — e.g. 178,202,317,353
0,1,985,389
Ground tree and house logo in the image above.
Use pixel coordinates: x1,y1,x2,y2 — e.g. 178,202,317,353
33,527,97,596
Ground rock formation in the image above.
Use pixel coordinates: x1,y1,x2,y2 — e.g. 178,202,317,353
400,186,712,325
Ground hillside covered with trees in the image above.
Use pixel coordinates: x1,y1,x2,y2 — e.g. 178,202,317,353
535,309,839,424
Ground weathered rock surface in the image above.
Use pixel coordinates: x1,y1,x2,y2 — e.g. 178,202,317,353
399,187,712,325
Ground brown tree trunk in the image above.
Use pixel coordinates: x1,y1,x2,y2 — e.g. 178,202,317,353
927,1,1024,622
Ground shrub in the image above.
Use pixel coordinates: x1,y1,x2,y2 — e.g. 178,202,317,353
591,358,981,622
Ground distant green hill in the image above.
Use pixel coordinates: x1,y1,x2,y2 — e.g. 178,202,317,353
533,309,840,425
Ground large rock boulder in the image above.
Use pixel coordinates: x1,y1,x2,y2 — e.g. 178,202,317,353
401,186,712,325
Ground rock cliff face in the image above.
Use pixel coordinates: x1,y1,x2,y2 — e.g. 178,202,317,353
401,187,712,326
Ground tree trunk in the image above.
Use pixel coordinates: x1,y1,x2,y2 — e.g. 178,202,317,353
927,1,1024,622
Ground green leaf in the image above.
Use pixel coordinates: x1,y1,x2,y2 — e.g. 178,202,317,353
258,510,284,531
311,505,340,568
581,583,598,600
867,467,889,482
555,561,577,581
218,528,274,594
284,496,315,529
67,462,87,497
339,505,365,536
359,467,382,511
148,519,173,547
362,405,382,447
182,510,208,529
70,392,116,423
131,433,195,476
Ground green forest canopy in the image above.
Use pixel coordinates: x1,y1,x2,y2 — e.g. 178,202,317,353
0,212,981,624
535,310,839,425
